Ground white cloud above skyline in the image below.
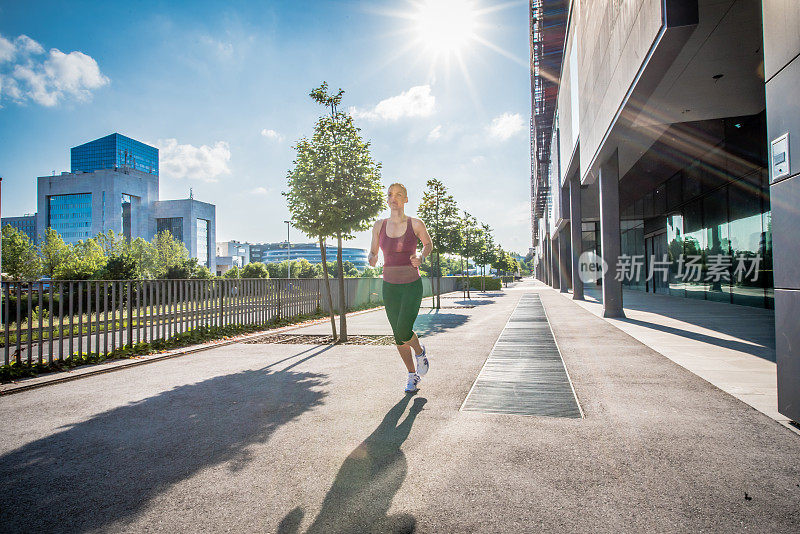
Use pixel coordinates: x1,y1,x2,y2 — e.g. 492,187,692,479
0,33,108,107
427,125,443,141
487,112,525,141
156,138,232,182
251,186,269,195
351,85,435,121
260,128,284,142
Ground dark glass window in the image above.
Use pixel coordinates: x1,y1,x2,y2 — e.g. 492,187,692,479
157,217,183,242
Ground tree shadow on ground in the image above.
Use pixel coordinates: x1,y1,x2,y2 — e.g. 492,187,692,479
0,357,329,533
452,299,495,306
412,311,469,337
278,395,426,534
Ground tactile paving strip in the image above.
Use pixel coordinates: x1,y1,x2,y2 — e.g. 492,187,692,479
461,294,582,418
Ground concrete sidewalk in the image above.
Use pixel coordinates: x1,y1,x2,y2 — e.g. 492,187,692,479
1,281,798,533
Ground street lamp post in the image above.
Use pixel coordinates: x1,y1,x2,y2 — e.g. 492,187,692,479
284,220,291,278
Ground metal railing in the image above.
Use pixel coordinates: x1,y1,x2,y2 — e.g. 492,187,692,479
0,278,321,367
1,276,463,367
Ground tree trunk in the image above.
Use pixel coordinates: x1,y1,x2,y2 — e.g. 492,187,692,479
465,257,471,300
319,236,337,339
336,233,347,342
436,251,441,309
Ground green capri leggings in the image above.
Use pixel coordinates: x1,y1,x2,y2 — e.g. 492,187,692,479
383,278,423,345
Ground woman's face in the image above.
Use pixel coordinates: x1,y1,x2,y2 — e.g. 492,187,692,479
387,186,408,210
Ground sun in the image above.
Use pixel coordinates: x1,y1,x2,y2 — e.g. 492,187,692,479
414,0,478,55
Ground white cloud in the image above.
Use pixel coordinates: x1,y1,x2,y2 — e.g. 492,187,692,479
351,85,435,121
0,33,109,107
156,139,232,182
427,125,442,141
251,186,269,195
15,35,44,55
0,36,14,62
260,128,283,142
488,112,525,141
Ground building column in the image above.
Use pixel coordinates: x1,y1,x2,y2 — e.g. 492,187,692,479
599,150,625,318
559,227,570,293
569,174,584,299
551,234,560,289
764,1,800,422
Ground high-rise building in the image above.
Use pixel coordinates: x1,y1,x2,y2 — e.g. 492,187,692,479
71,133,159,176
528,0,800,423
2,133,215,271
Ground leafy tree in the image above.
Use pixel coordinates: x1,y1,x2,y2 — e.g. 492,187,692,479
223,266,242,279
360,266,379,278
39,228,71,279
242,262,270,279
286,82,384,341
129,237,159,278
418,179,461,308
458,213,482,299
152,230,189,278
163,258,206,279
1,225,40,280
60,238,109,280
295,258,318,279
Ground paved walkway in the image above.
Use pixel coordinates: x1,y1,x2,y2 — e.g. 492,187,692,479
559,285,790,429
1,280,798,532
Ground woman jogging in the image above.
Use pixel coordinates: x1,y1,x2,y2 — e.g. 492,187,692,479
369,183,433,393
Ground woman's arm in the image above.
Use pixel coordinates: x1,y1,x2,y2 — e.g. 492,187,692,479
368,219,382,267
410,218,433,267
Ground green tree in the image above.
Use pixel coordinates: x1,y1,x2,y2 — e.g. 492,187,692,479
418,178,461,308
1,225,40,280
152,230,189,278
128,237,159,278
286,82,384,341
295,258,317,279
459,213,482,299
61,238,108,279
163,258,205,279
39,228,70,279
360,266,379,278
223,266,242,279
242,262,270,279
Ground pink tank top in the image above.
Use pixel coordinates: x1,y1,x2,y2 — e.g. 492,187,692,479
379,217,421,284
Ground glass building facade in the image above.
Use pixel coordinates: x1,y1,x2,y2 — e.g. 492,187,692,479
121,194,133,240
71,133,159,176
157,217,183,242
48,193,92,244
252,242,369,269
197,219,209,267
1,215,37,243
616,114,772,308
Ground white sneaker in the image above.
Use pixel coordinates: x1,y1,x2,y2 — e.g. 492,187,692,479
405,373,421,393
415,346,429,377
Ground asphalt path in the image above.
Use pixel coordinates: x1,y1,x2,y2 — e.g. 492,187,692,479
1,280,798,533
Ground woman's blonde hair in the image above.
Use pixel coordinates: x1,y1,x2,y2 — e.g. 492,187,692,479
387,183,408,199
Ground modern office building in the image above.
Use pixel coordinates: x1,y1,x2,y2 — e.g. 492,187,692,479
528,1,799,422
215,240,251,276
1,214,37,242
2,134,215,272
252,242,369,270
71,133,159,176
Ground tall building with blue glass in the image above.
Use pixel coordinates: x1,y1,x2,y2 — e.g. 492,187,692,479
2,133,215,272
71,133,159,176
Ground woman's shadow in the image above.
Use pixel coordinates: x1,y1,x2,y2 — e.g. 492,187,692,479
279,395,427,534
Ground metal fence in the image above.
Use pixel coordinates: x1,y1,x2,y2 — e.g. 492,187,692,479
1,275,466,367
0,278,321,367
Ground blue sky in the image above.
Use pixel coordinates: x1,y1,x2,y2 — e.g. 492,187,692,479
0,0,533,254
